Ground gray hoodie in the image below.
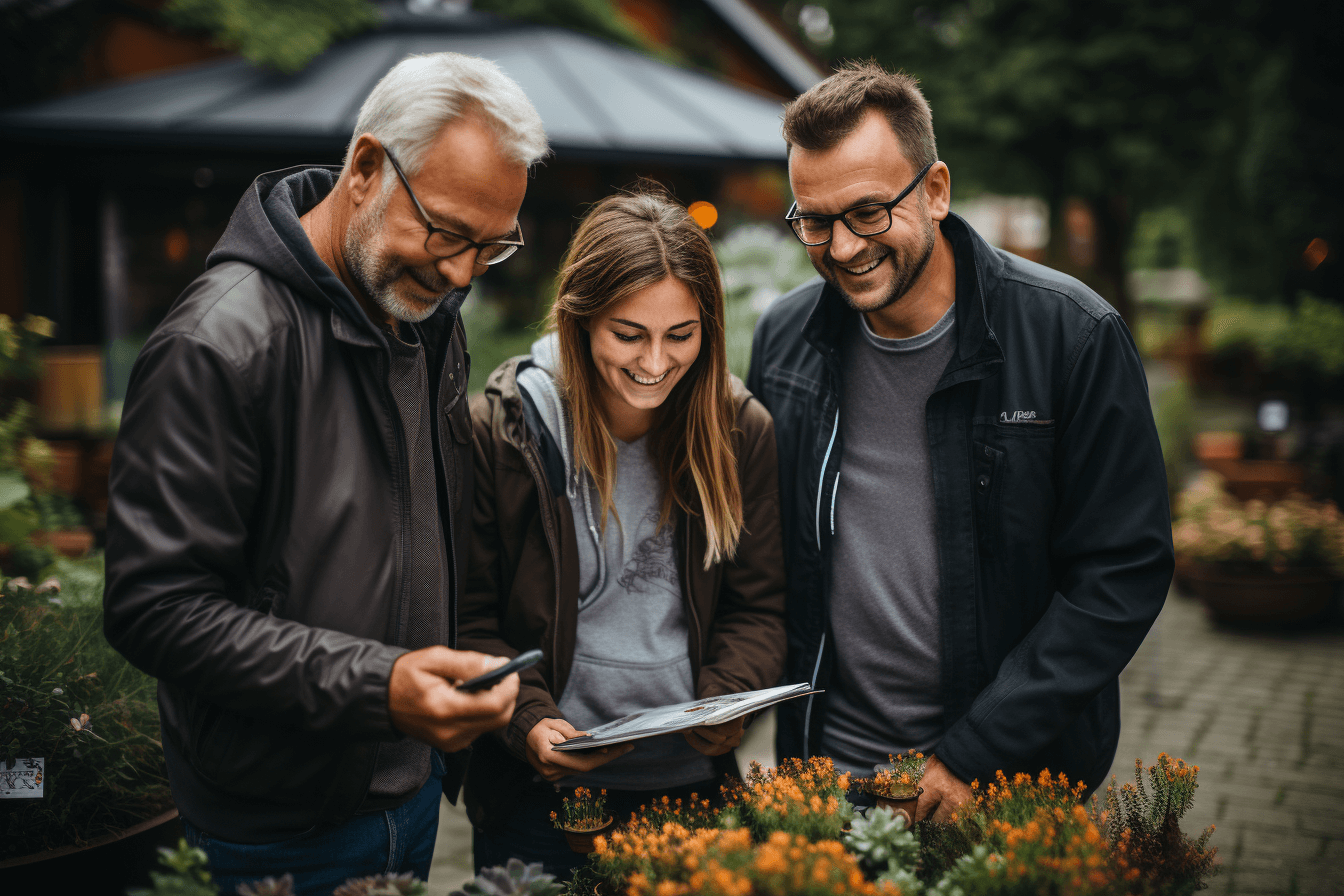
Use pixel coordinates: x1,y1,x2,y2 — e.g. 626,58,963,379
517,335,714,790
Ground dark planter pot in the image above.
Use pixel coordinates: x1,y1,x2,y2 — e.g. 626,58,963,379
1186,564,1339,625
1173,553,1198,597
874,786,922,827
1202,458,1306,503
562,816,614,854
0,809,182,895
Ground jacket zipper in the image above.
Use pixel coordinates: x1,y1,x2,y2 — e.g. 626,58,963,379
515,419,565,694
435,332,460,647
378,352,413,648
803,405,841,759
682,523,703,679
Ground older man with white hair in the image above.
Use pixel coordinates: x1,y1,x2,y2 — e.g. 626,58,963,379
103,53,548,890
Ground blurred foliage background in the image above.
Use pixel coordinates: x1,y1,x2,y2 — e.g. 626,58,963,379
3,0,1340,398
767,0,1343,320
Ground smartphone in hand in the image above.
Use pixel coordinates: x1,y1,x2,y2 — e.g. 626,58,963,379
457,649,543,694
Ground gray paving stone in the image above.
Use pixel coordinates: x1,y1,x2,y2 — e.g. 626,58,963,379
1112,591,1344,896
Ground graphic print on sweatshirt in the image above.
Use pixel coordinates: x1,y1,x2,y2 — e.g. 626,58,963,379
618,509,678,595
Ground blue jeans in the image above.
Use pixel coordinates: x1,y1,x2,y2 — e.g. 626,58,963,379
472,778,720,881
182,769,443,896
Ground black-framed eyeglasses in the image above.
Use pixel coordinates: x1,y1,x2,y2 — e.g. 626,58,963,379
383,147,524,265
785,160,937,246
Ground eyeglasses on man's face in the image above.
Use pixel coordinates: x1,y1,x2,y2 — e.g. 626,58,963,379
785,160,937,247
383,147,524,265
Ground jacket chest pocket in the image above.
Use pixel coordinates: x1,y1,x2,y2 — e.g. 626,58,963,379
973,424,1057,561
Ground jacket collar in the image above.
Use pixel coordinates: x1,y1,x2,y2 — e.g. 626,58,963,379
800,211,1004,386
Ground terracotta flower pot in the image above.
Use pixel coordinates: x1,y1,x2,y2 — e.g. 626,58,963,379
31,527,95,558
874,786,922,827
1186,563,1338,625
1193,431,1243,463
562,816,615,854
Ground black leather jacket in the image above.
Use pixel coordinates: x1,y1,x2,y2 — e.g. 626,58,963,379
748,213,1173,794
103,168,474,842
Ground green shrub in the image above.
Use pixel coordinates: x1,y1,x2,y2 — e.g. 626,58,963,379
1202,294,1344,377
0,562,171,859
1104,755,1217,895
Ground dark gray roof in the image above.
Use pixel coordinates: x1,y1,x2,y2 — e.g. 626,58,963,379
700,0,823,94
0,11,788,163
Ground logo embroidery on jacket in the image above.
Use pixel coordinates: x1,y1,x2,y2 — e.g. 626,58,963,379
1000,410,1038,423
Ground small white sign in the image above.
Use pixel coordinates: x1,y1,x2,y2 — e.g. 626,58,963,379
0,758,44,798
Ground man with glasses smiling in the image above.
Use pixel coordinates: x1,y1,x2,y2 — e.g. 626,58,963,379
749,63,1172,822
104,54,548,889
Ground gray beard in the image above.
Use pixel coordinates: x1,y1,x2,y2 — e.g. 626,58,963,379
343,191,460,324
821,216,937,315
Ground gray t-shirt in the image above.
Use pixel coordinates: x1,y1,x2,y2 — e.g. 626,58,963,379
821,304,956,776
363,324,449,807
557,433,715,791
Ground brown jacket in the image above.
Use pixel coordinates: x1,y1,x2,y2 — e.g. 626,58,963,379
460,356,786,819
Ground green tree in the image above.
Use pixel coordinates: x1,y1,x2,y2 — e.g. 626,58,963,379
781,0,1342,314
163,0,380,74
162,0,651,75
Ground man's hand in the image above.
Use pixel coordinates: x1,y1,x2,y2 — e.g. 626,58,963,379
683,718,745,756
915,755,973,823
388,647,518,752
526,718,633,782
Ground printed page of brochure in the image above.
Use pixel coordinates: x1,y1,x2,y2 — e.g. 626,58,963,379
552,683,822,751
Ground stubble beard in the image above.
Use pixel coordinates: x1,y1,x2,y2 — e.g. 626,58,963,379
343,188,460,325
818,214,938,316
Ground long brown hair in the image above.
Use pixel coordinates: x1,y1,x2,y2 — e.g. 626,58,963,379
546,188,742,568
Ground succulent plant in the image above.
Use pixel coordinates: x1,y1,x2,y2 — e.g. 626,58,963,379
449,859,564,896
844,805,920,878
332,873,427,896
237,874,295,896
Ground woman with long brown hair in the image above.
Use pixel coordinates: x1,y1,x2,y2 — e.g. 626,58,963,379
460,188,786,877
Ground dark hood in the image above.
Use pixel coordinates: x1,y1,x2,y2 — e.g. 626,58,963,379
208,165,472,351
208,166,379,338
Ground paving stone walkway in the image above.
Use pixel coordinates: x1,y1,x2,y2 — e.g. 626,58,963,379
427,588,1344,894
1114,589,1344,896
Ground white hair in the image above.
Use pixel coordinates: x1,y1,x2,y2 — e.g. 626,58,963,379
346,52,549,181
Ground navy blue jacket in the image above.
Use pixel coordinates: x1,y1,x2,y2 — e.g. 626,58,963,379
746,213,1173,793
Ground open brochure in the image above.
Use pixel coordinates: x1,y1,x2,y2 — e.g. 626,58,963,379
553,682,822,751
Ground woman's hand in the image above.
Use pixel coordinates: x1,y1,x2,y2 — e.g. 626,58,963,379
683,717,744,756
525,717,634,782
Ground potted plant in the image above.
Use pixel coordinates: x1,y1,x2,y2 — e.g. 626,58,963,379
551,786,613,854
1172,472,1344,623
29,492,94,558
0,314,92,568
864,750,926,825
0,559,177,892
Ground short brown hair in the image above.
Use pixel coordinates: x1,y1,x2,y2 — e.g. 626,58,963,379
782,60,937,168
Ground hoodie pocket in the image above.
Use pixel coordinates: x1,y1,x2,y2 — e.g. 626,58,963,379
558,653,696,732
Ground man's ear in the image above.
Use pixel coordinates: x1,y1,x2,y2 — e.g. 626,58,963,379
345,134,384,207
926,161,952,222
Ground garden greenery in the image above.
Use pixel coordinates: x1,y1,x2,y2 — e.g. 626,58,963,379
1201,295,1344,378
0,557,172,859
131,755,1217,895
579,755,1217,895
